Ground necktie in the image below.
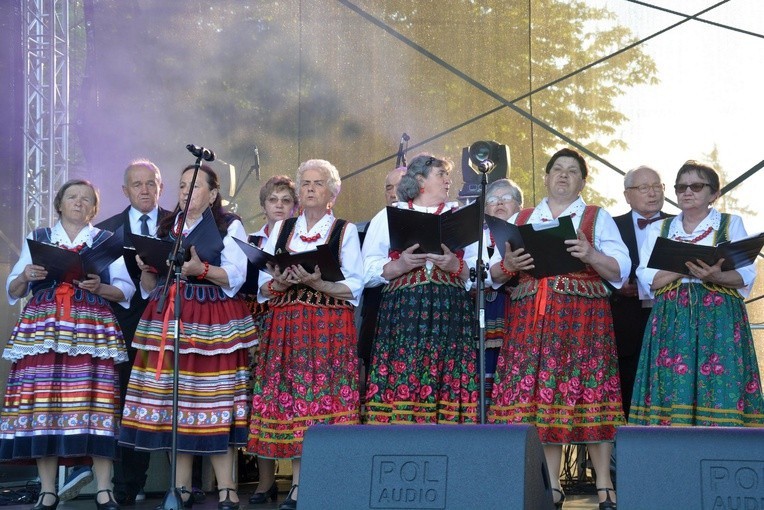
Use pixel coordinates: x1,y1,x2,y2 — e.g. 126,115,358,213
637,216,661,230
139,214,150,235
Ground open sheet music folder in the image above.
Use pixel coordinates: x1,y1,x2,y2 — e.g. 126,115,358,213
484,214,585,278
646,231,764,275
125,234,179,275
234,237,345,283
386,201,480,254
28,235,122,283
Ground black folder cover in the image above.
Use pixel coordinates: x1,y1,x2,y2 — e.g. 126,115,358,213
484,215,585,278
234,238,345,283
28,235,122,283
646,232,764,275
387,201,480,254
127,234,176,273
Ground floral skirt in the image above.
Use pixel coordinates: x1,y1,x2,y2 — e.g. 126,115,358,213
488,289,625,443
629,283,764,426
365,282,478,424
247,303,360,459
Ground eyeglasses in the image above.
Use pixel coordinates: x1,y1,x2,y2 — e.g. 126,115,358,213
626,183,664,194
486,194,516,205
674,182,711,193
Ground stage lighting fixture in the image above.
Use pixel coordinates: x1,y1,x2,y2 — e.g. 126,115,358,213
459,140,510,199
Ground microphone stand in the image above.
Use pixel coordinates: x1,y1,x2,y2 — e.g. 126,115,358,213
470,164,491,424
155,156,203,510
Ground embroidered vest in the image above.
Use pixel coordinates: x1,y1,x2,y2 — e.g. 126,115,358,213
510,205,611,300
270,217,351,308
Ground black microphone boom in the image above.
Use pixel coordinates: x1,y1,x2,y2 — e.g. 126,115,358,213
395,132,410,168
253,145,260,180
186,144,215,162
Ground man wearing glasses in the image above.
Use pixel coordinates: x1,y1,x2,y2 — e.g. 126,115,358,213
610,165,671,419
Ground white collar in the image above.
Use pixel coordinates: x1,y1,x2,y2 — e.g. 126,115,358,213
50,222,96,248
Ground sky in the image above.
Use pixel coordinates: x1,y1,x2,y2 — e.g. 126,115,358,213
585,0,764,233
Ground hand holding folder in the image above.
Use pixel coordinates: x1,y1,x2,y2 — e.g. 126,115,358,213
646,232,764,275
125,234,180,275
484,214,585,278
28,234,123,284
234,237,345,284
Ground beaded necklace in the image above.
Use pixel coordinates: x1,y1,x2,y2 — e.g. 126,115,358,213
674,225,713,244
299,232,321,243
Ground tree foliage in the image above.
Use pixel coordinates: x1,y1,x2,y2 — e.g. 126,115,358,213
71,0,657,227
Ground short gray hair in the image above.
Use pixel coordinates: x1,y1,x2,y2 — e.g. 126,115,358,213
623,165,660,188
296,159,342,199
486,178,523,207
397,153,453,202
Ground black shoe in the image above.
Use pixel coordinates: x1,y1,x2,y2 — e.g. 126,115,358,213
114,490,136,506
31,492,59,510
217,488,239,510
278,485,298,510
597,487,617,510
249,483,278,504
552,488,566,509
180,488,194,509
190,488,206,504
95,490,120,510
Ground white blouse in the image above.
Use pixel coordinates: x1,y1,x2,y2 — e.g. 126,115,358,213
636,208,756,298
486,196,630,289
6,222,135,308
257,212,364,306
361,201,485,291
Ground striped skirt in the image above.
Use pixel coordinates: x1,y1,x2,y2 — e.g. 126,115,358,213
0,287,126,460
119,283,257,454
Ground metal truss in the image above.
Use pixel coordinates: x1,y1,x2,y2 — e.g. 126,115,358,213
22,0,69,238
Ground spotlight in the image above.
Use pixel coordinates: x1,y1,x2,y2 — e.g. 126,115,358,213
459,140,510,199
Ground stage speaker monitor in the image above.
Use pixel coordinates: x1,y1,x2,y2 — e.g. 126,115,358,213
617,425,764,510
299,424,554,510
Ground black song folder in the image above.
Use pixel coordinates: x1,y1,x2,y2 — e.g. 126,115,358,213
646,232,764,276
484,214,585,278
127,234,177,273
387,201,480,254
28,235,122,283
234,237,345,283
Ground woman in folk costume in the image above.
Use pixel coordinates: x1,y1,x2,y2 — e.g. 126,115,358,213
119,164,257,510
247,159,363,510
242,175,297,506
487,148,630,509
1,179,134,510
362,153,480,425
630,160,764,427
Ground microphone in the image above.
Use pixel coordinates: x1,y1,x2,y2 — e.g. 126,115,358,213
477,160,494,173
396,132,410,168
186,144,215,162
253,145,260,180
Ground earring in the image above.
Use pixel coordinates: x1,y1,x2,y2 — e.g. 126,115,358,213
419,187,424,193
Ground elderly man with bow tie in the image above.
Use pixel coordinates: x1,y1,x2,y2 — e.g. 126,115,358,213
610,165,671,419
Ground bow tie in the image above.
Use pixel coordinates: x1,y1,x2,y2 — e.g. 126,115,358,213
637,216,661,229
